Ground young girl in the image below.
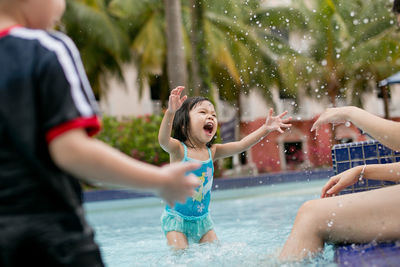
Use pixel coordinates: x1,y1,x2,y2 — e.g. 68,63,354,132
158,86,292,249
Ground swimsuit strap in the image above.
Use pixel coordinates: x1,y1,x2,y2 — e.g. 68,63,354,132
181,142,213,161
182,142,188,160
207,146,212,161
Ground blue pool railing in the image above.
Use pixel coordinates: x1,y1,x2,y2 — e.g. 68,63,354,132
332,139,400,194
331,140,400,266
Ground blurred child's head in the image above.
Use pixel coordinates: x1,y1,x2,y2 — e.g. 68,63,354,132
394,0,400,26
0,0,65,30
393,0,400,14
172,97,217,148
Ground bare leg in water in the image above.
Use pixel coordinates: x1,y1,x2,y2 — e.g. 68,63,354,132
279,184,400,261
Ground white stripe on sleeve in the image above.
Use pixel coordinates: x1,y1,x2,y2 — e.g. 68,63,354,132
10,28,94,117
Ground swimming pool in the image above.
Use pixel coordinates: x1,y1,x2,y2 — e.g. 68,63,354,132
85,179,336,267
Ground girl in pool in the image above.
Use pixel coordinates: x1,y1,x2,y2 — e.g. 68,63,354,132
158,86,292,249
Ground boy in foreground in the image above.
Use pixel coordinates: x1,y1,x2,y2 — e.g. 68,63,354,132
0,0,200,265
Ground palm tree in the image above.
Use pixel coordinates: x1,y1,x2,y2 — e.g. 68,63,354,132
195,0,301,106
190,0,212,97
256,0,400,113
62,0,131,98
164,0,187,90
107,0,290,105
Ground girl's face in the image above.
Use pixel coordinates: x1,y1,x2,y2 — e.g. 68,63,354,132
188,101,217,145
23,0,66,29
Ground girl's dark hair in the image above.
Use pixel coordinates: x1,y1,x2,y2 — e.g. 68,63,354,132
172,96,216,148
393,0,400,13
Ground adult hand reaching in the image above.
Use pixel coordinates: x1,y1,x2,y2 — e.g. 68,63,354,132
311,107,351,132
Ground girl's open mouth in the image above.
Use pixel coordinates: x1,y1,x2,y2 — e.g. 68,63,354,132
203,122,214,135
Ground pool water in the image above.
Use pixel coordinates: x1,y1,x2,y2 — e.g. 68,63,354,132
85,179,336,267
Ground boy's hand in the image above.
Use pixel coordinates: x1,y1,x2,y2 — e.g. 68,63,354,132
265,108,292,133
158,162,201,207
168,86,187,113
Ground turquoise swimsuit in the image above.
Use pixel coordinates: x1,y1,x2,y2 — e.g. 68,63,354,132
161,143,215,243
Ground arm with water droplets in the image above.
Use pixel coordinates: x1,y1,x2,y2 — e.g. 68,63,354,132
158,86,186,157
311,106,400,151
214,108,292,160
321,162,400,198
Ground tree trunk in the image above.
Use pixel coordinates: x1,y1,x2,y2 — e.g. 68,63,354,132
164,0,186,91
190,0,212,98
327,73,340,145
190,0,201,96
381,86,390,119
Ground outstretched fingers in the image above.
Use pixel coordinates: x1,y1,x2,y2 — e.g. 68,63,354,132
161,162,201,207
172,86,184,94
320,176,339,198
277,110,289,118
282,116,292,123
180,94,188,103
277,112,292,132
311,120,321,132
183,162,201,189
169,86,187,112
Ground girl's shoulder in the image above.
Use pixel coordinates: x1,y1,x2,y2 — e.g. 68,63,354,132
210,145,217,158
169,142,185,162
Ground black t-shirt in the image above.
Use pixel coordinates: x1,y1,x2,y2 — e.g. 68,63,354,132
0,26,101,215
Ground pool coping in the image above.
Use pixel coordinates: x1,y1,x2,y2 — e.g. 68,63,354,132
83,168,333,203
335,242,400,267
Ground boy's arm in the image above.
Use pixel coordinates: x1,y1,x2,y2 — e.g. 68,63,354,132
214,109,291,160
311,106,400,151
49,128,200,206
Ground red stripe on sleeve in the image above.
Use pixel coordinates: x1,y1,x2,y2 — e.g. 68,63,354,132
46,116,101,143
0,25,21,38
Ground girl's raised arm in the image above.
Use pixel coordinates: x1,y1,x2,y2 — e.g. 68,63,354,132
158,86,187,155
214,108,291,160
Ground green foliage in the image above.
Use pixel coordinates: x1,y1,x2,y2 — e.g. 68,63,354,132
62,0,131,98
258,0,400,105
96,115,170,165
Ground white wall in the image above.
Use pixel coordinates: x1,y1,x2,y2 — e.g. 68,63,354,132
362,84,400,118
99,64,154,118
98,65,400,122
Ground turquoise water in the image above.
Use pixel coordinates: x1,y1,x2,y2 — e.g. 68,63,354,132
85,179,336,267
